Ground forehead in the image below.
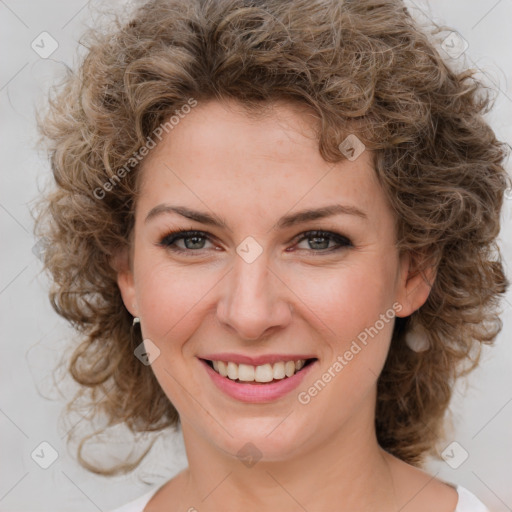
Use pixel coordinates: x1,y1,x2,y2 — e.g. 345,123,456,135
141,99,326,175
137,99,386,224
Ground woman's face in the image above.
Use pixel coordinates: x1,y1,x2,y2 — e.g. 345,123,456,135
117,99,431,462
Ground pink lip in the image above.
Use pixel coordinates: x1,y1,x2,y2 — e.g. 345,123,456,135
199,358,318,403
200,353,317,366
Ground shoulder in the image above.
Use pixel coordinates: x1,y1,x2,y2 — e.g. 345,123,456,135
454,485,490,512
383,451,489,512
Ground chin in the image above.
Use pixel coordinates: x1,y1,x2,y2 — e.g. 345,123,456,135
208,417,310,462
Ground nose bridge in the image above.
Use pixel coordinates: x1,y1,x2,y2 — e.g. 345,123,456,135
217,247,291,340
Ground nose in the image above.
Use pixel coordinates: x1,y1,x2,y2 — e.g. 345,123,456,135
216,250,293,341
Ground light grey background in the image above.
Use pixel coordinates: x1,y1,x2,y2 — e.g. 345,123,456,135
1,1,511,510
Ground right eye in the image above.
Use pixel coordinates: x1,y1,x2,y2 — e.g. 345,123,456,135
158,229,217,254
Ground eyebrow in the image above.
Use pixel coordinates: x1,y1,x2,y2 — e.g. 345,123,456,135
144,203,367,229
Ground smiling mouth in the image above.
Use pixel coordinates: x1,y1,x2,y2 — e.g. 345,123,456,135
201,358,317,384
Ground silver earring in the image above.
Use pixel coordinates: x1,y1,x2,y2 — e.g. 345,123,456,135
132,316,140,326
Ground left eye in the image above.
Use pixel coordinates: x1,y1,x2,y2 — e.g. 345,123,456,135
292,230,352,252
158,229,352,255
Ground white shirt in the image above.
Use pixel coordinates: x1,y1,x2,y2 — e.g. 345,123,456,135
108,483,490,511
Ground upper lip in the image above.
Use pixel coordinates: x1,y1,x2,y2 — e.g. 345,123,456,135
200,353,317,366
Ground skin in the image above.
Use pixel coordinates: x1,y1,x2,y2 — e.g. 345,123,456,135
115,99,459,511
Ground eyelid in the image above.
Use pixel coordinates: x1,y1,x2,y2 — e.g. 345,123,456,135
291,230,352,245
157,228,353,255
158,229,218,250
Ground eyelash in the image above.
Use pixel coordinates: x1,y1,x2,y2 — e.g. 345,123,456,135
157,229,353,256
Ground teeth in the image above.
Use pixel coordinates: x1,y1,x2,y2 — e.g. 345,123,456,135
238,364,255,381
285,360,296,377
217,360,228,377
227,361,238,380
210,359,309,382
254,364,273,382
273,362,286,380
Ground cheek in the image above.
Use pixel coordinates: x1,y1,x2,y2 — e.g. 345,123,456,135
135,241,399,350
134,258,220,349
291,262,398,401
290,260,398,341
292,266,397,428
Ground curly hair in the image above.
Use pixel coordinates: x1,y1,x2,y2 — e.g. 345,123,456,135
32,0,511,474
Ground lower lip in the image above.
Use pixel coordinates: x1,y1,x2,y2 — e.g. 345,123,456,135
199,358,317,403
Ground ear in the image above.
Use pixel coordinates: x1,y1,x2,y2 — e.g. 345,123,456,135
394,250,437,318
111,246,137,317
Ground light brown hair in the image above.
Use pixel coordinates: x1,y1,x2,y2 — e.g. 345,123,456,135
32,0,510,474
